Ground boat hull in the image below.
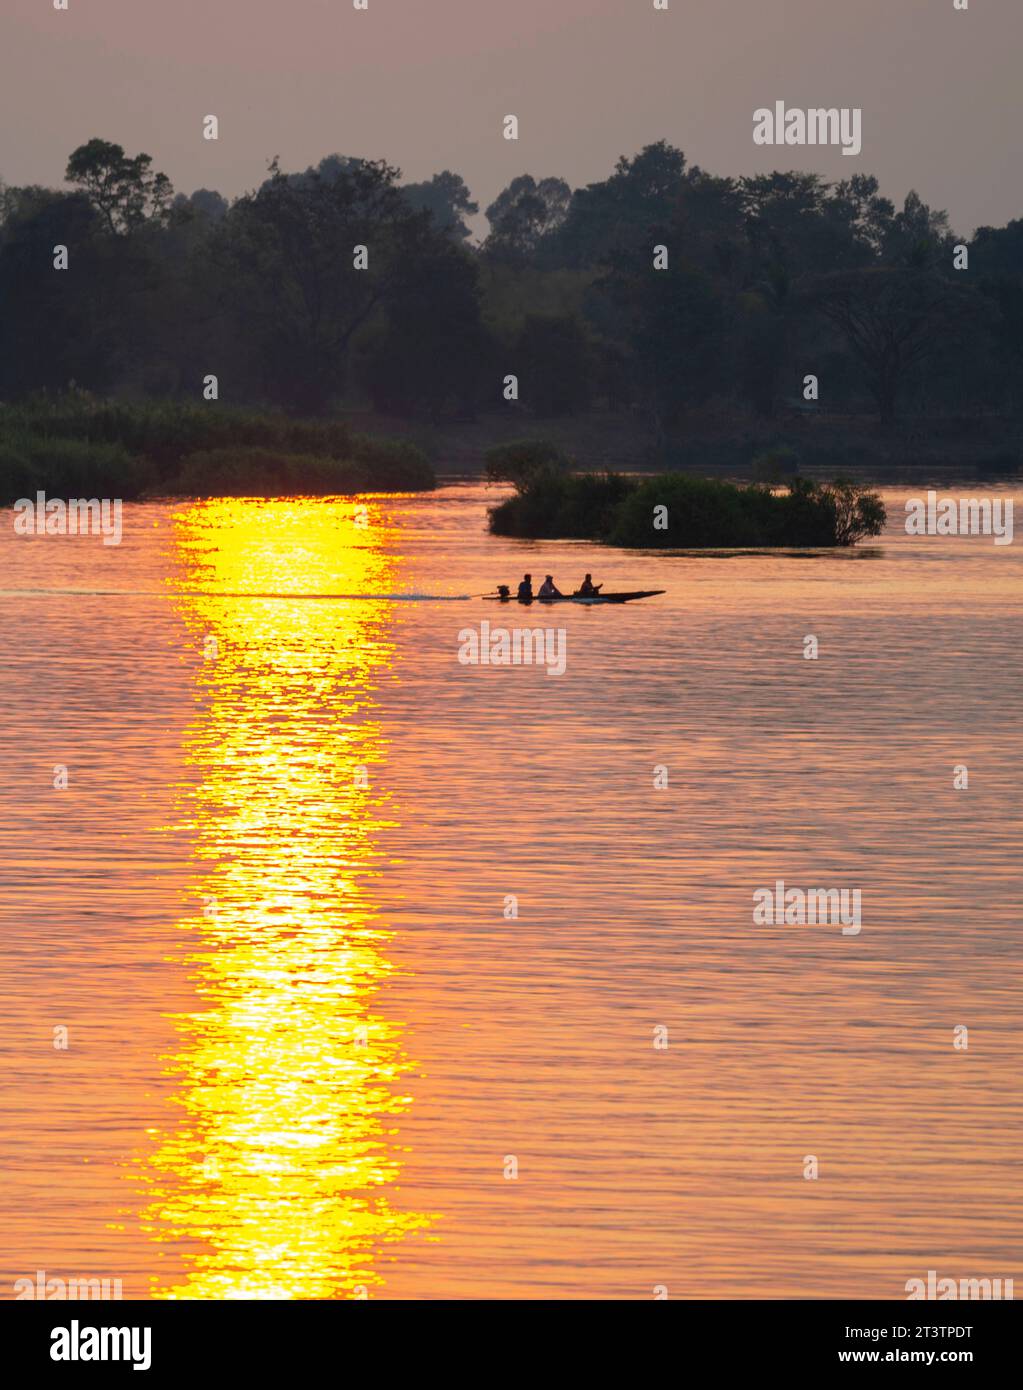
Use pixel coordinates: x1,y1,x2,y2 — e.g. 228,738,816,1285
486,590,665,605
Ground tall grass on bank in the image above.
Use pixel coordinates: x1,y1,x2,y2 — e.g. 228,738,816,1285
175,448,363,497
0,434,155,504
488,451,886,548
0,393,435,502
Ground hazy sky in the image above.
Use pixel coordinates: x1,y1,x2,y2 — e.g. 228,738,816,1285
3,0,1020,237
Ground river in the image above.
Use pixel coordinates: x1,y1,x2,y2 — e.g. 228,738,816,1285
1,481,1020,1299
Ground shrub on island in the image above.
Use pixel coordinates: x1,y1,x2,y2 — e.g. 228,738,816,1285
489,461,886,549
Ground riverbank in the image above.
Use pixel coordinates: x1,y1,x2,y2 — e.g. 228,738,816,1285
2,395,1020,504
345,406,1023,485
0,396,435,503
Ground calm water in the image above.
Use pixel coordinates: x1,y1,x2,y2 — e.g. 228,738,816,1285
1,482,1020,1300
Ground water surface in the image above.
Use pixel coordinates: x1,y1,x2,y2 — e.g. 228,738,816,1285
1,483,1020,1298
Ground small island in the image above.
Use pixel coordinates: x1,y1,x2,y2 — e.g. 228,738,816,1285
486,440,887,548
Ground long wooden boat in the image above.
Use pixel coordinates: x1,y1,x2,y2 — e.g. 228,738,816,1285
485,590,665,605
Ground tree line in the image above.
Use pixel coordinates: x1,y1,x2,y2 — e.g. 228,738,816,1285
2,138,1022,435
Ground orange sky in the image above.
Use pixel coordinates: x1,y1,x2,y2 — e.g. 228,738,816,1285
2,0,1020,237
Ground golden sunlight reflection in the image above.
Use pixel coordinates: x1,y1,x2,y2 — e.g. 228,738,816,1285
136,498,433,1298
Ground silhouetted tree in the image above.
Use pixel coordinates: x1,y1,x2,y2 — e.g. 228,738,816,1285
65,139,173,235
211,157,435,413
878,190,954,268
552,141,690,268
484,175,571,260
805,268,989,423
740,172,873,277
403,171,478,243
598,244,724,436
0,136,1013,432
0,193,118,394
171,189,229,223
357,240,491,419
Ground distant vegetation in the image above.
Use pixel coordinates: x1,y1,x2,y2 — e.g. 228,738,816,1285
0,432,149,504
488,443,886,548
173,449,381,498
0,394,434,502
2,137,1022,482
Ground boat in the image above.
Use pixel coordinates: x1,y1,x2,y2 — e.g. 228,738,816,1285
485,589,665,605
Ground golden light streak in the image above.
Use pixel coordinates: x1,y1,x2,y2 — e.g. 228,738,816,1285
135,497,433,1299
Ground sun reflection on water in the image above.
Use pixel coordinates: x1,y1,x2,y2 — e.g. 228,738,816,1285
137,498,433,1299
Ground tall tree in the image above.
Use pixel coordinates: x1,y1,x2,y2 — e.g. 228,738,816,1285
484,175,571,260
212,157,444,414
65,139,173,235
0,192,118,394
357,239,491,419
551,141,690,268
740,172,872,277
805,268,989,423
878,190,954,268
598,243,724,437
402,171,478,243
171,188,229,223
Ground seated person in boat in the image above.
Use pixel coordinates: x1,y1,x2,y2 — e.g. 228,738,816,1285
516,573,533,601
576,573,602,596
537,575,563,598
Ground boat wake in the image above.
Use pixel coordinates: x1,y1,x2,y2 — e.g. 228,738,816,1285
1,588,472,601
